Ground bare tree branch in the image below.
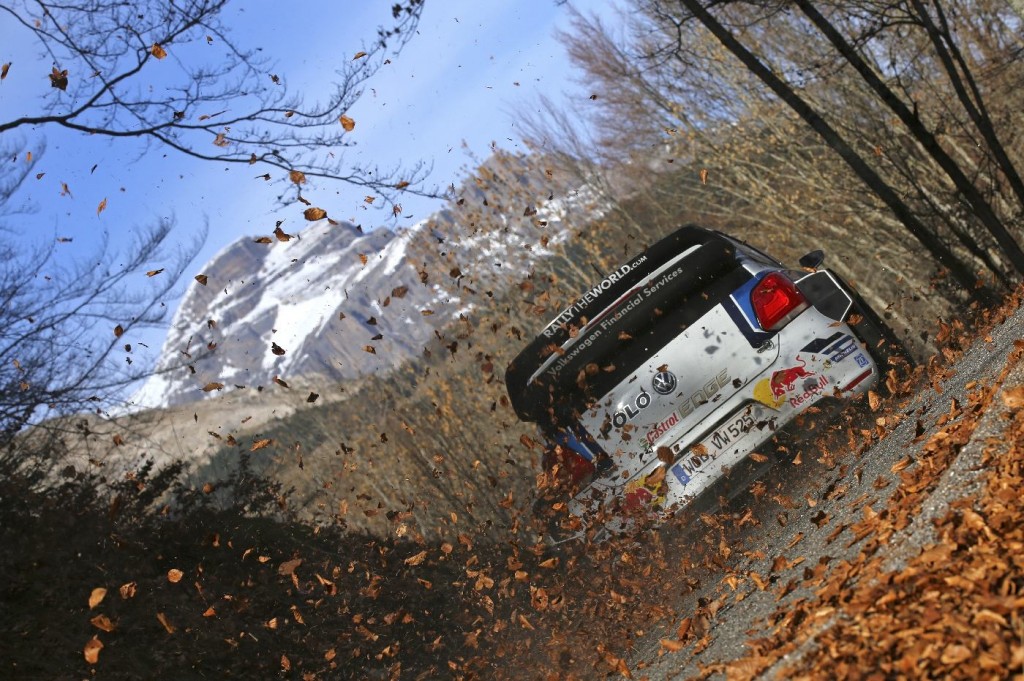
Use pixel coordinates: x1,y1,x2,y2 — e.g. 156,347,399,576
0,0,431,204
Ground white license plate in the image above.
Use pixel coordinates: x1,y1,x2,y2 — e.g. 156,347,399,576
707,410,757,451
670,404,771,486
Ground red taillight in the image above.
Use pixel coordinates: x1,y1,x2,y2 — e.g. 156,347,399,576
751,272,809,331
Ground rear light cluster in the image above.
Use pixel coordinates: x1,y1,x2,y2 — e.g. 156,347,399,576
751,272,808,331
543,446,595,485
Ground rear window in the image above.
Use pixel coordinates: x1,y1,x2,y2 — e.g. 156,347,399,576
508,229,751,426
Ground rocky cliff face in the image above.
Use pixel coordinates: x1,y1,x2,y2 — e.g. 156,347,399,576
131,176,596,409
132,219,455,408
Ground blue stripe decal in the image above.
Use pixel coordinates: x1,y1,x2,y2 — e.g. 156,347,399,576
553,424,607,467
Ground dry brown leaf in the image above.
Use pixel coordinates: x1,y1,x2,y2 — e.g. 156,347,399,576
288,169,306,185
271,342,286,356
202,382,224,392
119,582,137,599
273,226,293,242
151,43,167,59
353,51,367,60
167,569,183,583
194,274,208,286
89,587,107,609
868,390,881,411
0,63,9,81
146,269,164,277
304,207,327,221
90,614,115,632
251,438,272,451
660,638,685,652
891,456,912,473
96,198,107,216
156,612,176,634
113,325,124,338
676,617,692,640
49,67,68,90
1002,386,1024,411
83,636,103,664
339,115,355,131
405,551,427,566
278,558,303,576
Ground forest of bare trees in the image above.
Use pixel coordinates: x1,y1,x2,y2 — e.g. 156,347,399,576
528,0,1024,329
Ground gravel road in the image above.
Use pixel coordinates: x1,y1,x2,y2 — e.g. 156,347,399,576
626,302,1024,680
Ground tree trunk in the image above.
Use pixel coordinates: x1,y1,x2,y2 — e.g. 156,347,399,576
793,0,1024,277
677,0,991,298
909,0,1024,214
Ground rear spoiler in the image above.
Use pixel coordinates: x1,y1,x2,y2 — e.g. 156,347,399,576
505,225,737,423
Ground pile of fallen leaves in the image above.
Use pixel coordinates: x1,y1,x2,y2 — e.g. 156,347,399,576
776,375,1024,679
691,338,1024,679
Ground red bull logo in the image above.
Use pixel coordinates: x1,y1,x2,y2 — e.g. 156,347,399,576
753,355,817,408
769,356,814,397
789,374,830,407
622,468,667,511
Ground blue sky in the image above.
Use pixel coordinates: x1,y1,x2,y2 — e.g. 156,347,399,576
3,0,604,272
0,0,621,368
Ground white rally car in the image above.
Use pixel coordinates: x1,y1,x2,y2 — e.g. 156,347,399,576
505,225,907,540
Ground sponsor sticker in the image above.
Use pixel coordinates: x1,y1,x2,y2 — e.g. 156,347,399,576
802,332,857,363
542,255,649,337
623,468,667,510
677,369,731,417
753,355,815,408
854,353,869,368
788,374,830,407
646,411,680,446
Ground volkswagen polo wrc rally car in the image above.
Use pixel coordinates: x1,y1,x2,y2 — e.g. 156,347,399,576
505,225,906,540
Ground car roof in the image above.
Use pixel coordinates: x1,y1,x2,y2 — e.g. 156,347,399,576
505,224,744,424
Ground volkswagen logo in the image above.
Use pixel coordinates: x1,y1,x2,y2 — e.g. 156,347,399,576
652,370,677,395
